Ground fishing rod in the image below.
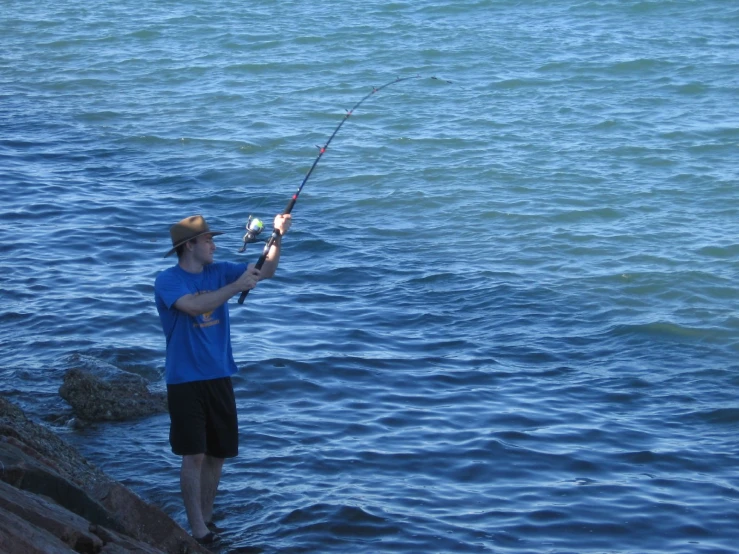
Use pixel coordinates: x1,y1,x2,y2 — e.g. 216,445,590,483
237,74,446,305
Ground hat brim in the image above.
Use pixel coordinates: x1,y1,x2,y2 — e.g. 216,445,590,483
163,230,224,257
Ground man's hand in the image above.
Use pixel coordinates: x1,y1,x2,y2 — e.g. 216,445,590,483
235,265,261,292
274,214,292,236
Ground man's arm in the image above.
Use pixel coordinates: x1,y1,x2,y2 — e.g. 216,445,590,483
258,234,282,280
258,214,292,279
174,266,260,316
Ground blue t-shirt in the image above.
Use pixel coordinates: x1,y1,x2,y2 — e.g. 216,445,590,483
154,261,247,384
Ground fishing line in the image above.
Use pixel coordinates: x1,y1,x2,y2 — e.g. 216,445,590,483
237,74,451,305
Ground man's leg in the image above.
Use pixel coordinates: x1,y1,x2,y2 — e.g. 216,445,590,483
200,455,225,524
181,453,210,538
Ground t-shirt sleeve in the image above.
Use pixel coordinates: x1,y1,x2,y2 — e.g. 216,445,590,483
155,270,190,309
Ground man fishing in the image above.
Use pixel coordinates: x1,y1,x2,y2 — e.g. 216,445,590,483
154,213,291,545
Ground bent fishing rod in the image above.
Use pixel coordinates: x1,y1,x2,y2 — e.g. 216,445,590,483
237,74,448,305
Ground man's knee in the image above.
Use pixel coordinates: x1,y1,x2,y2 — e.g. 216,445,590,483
204,455,225,467
182,453,206,471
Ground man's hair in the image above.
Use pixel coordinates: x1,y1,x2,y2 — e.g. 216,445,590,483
175,239,196,258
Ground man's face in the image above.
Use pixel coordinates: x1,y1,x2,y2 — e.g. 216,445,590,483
192,234,216,264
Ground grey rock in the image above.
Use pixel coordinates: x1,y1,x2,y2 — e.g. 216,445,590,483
59,367,167,421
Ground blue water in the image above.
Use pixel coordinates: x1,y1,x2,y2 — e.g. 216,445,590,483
2,1,738,552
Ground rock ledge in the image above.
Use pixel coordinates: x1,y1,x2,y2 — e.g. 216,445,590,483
0,395,207,554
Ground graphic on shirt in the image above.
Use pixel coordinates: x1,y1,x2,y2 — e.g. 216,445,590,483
193,291,221,328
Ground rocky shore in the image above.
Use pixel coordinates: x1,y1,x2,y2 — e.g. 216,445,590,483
0,367,208,553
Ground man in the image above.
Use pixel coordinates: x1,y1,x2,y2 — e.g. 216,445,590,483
154,213,291,544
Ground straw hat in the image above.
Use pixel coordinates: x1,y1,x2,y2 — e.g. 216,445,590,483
164,215,224,257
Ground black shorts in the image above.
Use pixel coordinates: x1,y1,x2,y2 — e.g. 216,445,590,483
167,377,238,458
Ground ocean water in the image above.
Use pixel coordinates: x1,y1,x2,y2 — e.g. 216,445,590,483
1,0,738,552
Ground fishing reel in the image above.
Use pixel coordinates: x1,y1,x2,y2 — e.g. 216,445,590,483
238,215,265,253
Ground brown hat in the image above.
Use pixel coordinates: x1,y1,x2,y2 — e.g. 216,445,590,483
164,215,224,257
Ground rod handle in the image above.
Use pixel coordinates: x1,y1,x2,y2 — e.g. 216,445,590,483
237,255,264,304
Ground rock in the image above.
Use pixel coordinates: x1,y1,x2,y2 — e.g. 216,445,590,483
0,395,208,554
59,367,167,422
0,504,78,554
0,438,123,533
0,479,105,553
